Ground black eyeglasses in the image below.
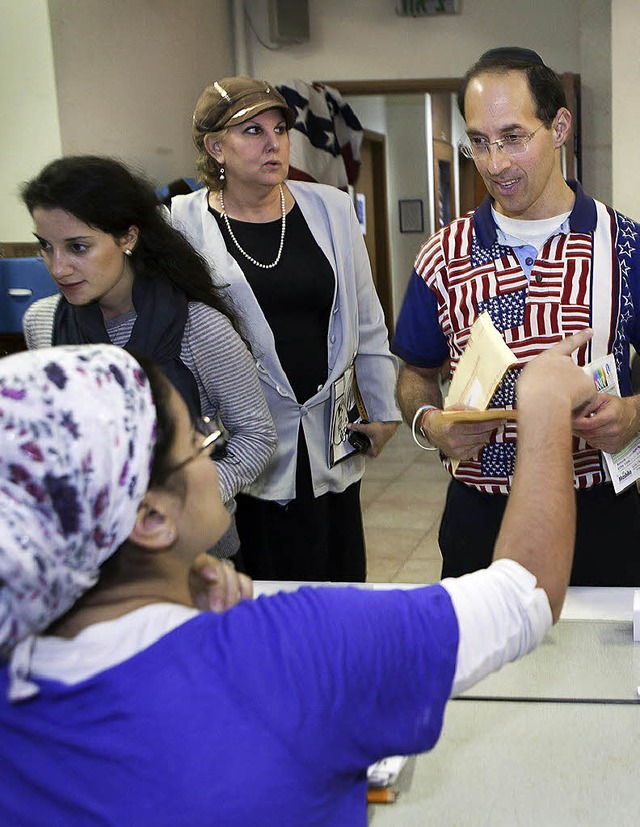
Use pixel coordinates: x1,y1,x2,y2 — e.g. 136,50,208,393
166,415,228,477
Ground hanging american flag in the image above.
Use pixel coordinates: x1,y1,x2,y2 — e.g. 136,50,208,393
276,80,363,190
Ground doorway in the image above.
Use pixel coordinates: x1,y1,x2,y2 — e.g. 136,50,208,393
356,130,393,336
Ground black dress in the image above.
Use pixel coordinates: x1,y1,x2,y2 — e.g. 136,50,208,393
212,204,366,582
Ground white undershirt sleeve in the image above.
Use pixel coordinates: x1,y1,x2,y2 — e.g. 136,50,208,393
441,558,553,695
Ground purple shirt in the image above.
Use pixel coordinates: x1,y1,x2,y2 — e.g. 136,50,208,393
0,585,458,826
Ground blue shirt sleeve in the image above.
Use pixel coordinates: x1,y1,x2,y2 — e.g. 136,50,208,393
391,270,449,367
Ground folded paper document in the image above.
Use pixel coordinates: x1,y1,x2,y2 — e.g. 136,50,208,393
445,313,517,472
328,364,369,467
444,312,517,411
367,754,407,788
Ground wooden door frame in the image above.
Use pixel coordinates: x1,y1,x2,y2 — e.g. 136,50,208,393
323,79,461,95
432,140,454,230
360,128,394,336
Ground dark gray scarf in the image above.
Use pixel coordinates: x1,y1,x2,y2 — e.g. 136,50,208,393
53,276,201,418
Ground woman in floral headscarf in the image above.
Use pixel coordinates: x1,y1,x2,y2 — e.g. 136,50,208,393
0,340,593,827
0,343,256,822
0,344,249,696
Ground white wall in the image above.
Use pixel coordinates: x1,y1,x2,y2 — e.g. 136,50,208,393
247,0,581,82
385,96,430,318
247,0,611,204
48,0,233,187
0,0,62,241
1,1,235,242
2,0,618,247
246,0,611,314
578,0,611,204
612,0,640,220
346,96,387,136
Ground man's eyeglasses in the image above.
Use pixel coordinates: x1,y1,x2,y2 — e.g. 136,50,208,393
459,123,546,160
166,415,228,477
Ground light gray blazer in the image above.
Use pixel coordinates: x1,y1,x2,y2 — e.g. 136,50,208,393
171,180,400,503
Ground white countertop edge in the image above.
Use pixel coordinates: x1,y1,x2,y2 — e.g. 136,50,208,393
559,587,635,621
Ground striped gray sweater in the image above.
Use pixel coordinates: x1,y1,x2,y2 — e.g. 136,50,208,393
23,295,277,504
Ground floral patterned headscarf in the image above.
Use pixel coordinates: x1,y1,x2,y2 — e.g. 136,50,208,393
0,345,156,700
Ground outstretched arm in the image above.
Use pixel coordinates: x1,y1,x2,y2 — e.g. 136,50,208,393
442,330,597,695
493,329,596,620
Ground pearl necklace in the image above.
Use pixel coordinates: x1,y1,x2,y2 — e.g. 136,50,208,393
219,184,286,270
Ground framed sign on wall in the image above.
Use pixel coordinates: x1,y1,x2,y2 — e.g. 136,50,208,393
395,0,461,16
399,199,424,233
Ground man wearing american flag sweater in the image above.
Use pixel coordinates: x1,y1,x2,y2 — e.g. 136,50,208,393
392,46,640,587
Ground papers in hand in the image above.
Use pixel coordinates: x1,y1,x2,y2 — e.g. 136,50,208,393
367,755,408,788
445,313,517,471
444,312,517,411
328,364,369,467
583,354,640,494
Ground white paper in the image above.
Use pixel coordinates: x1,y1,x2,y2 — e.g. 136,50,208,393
328,364,368,467
583,354,640,493
367,755,408,787
445,313,517,473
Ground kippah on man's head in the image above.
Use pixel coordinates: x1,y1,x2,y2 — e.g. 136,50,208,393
457,45,565,124
478,47,546,67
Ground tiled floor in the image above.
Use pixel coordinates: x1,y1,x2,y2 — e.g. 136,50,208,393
362,424,450,584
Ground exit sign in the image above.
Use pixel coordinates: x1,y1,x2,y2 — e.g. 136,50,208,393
396,0,460,14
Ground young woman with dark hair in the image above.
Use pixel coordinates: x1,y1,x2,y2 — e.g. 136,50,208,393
21,155,277,561
21,155,234,318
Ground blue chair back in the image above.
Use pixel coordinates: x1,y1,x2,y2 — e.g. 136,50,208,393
0,257,59,333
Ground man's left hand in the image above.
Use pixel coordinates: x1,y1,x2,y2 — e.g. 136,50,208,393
573,393,640,453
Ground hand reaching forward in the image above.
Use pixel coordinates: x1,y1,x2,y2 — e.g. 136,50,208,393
517,329,597,413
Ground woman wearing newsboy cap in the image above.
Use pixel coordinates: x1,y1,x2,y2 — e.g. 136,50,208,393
171,77,400,582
